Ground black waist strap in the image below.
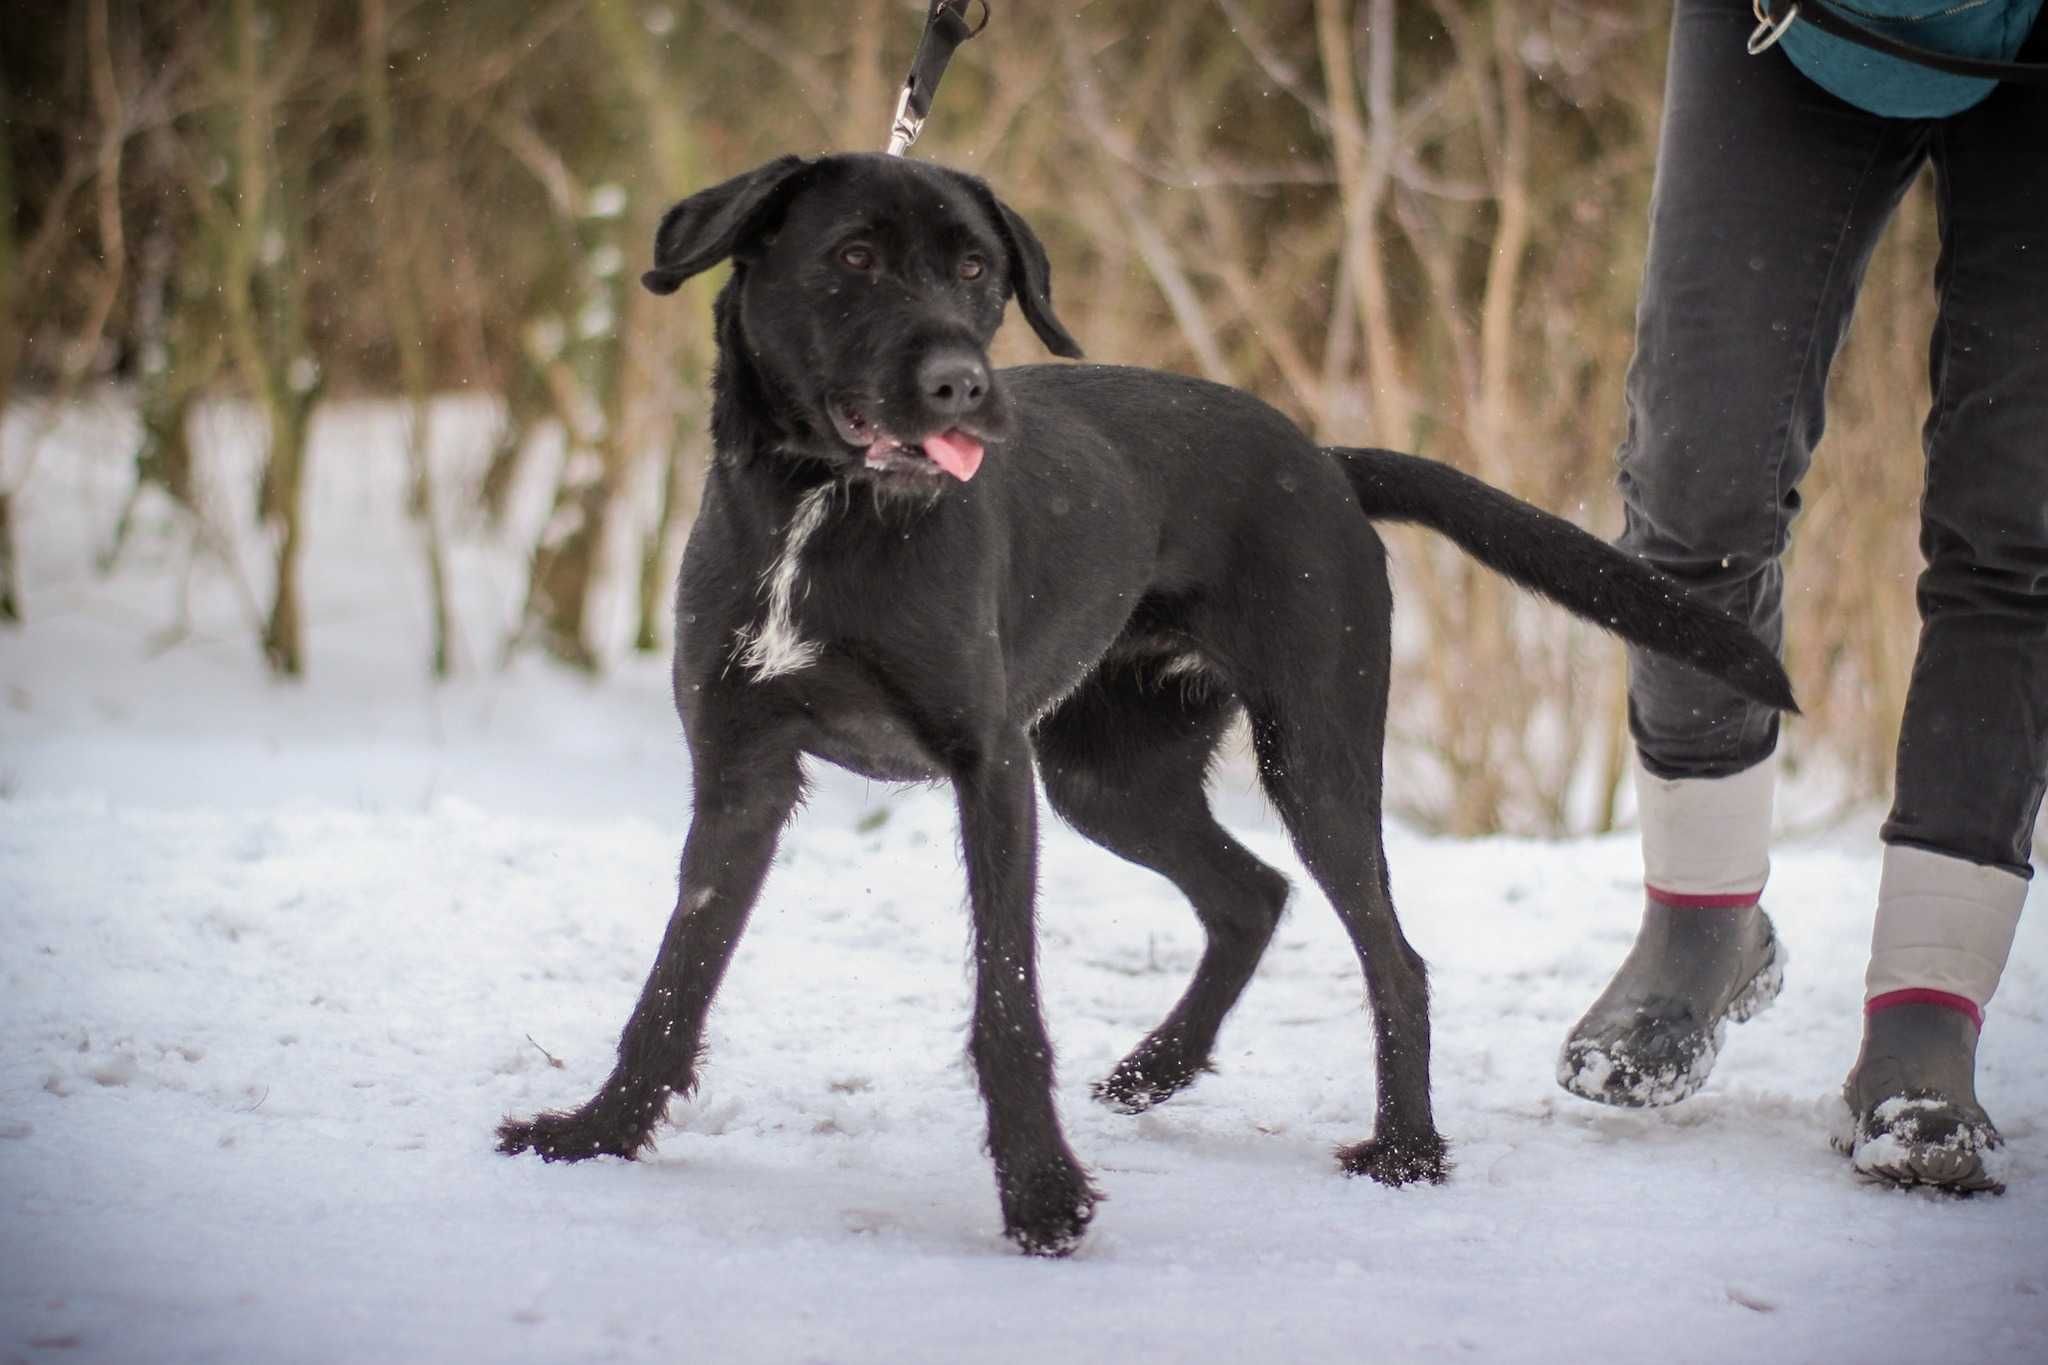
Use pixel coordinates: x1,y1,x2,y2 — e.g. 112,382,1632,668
1760,0,2048,85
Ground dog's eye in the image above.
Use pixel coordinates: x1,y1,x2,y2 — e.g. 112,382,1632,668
958,254,987,281
838,243,876,271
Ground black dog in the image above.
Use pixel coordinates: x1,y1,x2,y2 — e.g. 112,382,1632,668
498,152,1795,1256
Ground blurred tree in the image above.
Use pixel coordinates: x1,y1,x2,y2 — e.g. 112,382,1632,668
361,0,456,677
0,63,17,623
199,0,329,676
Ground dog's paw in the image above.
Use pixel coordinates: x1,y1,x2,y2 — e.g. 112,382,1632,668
1337,1131,1450,1187
1000,1160,1102,1258
496,1095,663,1162
1091,1044,1210,1115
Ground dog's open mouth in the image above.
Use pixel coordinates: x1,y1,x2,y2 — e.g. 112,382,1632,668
830,399,985,482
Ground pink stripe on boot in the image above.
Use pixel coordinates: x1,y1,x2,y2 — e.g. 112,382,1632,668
1867,987,1982,1031
1645,885,1761,911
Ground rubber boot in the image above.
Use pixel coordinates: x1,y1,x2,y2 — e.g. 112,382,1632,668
1837,1001,2003,1195
1558,897,1784,1107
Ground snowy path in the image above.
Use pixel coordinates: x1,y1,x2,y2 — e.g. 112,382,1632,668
4,405,2045,1362
7,691,2045,1363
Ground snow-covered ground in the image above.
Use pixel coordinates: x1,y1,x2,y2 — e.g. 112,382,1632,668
3,400,2044,1364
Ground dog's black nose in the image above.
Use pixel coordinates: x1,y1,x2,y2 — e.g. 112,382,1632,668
918,350,990,420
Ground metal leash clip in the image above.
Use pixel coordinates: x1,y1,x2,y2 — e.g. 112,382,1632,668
1748,0,1800,55
885,0,992,156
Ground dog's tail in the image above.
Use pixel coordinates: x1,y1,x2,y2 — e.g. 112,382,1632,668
1328,445,1797,713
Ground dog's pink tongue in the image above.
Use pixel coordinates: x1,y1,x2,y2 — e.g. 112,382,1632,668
920,429,984,481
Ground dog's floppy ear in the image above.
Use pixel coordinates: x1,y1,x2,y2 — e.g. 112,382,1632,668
642,156,812,295
965,180,1083,359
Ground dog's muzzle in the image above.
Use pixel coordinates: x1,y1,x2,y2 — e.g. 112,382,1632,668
828,394,989,481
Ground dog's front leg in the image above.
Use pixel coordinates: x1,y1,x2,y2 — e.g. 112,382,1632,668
956,731,1100,1256
498,738,802,1162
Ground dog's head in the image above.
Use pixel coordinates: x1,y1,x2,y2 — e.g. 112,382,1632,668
643,153,1080,487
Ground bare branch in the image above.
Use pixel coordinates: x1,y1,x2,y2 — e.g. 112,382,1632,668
698,0,839,143
1209,0,1332,126
1060,29,1233,384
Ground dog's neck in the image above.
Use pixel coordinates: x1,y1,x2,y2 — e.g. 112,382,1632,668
708,277,833,492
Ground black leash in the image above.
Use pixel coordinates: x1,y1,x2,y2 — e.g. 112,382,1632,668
1749,0,2048,85
885,0,992,156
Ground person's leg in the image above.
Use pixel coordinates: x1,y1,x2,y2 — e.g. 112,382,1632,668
1843,63,2048,1192
1561,0,1929,1105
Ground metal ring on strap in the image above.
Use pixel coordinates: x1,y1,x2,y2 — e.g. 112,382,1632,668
1748,0,1800,55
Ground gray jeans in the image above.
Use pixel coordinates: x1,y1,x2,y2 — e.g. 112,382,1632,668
1621,0,2048,878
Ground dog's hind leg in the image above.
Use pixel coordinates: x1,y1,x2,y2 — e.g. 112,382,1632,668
1245,675,1449,1186
1035,670,1290,1113
497,736,802,1162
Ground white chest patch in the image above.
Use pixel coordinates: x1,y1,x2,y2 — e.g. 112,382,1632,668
737,486,835,682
